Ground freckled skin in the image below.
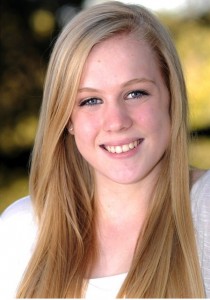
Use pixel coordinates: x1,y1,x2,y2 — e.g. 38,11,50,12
70,34,170,187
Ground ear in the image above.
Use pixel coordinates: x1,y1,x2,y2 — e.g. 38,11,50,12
67,123,74,135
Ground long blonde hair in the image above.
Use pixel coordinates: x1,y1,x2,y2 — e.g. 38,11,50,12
17,1,205,297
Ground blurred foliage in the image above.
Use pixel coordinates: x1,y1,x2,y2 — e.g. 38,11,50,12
0,0,83,212
160,11,210,130
190,137,210,169
0,0,210,213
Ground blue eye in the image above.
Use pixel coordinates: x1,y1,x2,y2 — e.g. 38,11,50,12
126,90,149,100
79,98,102,106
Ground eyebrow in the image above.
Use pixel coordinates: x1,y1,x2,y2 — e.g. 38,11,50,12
122,78,155,87
78,78,156,93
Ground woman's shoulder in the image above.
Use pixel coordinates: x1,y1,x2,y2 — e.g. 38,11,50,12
0,195,37,244
190,170,210,296
190,169,210,216
190,169,208,185
0,196,38,298
190,169,210,203
190,168,210,242
0,195,37,232
1,195,33,220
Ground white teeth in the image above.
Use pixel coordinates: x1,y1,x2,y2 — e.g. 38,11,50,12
129,142,135,149
122,144,129,152
110,146,115,153
105,140,141,153
115,146,123,154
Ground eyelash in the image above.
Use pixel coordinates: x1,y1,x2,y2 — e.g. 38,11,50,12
79,90,149,106
126,90,149,100
79,98,102,106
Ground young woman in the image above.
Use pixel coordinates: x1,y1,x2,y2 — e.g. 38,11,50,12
0,1,209,298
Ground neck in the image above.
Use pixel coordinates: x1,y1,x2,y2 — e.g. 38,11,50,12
94,172,158,225
90,175,158,278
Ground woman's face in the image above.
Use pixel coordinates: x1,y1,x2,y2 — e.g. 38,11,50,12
70,34,170,186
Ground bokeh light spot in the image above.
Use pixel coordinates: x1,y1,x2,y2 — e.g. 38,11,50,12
30,9,55,37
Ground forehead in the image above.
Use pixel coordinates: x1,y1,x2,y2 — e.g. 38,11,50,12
90,32,151,57
79,33,162,87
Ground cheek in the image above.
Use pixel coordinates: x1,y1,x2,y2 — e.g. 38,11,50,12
137,105,170,137
72,113,98,143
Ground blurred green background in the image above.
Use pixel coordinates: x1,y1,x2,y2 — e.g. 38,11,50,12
0,0,210,213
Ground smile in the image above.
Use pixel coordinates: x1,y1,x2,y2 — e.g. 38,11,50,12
102,139,143,154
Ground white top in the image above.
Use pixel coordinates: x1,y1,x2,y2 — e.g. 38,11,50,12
0,170,210,298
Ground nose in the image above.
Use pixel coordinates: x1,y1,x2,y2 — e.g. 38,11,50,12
102,102,133,132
